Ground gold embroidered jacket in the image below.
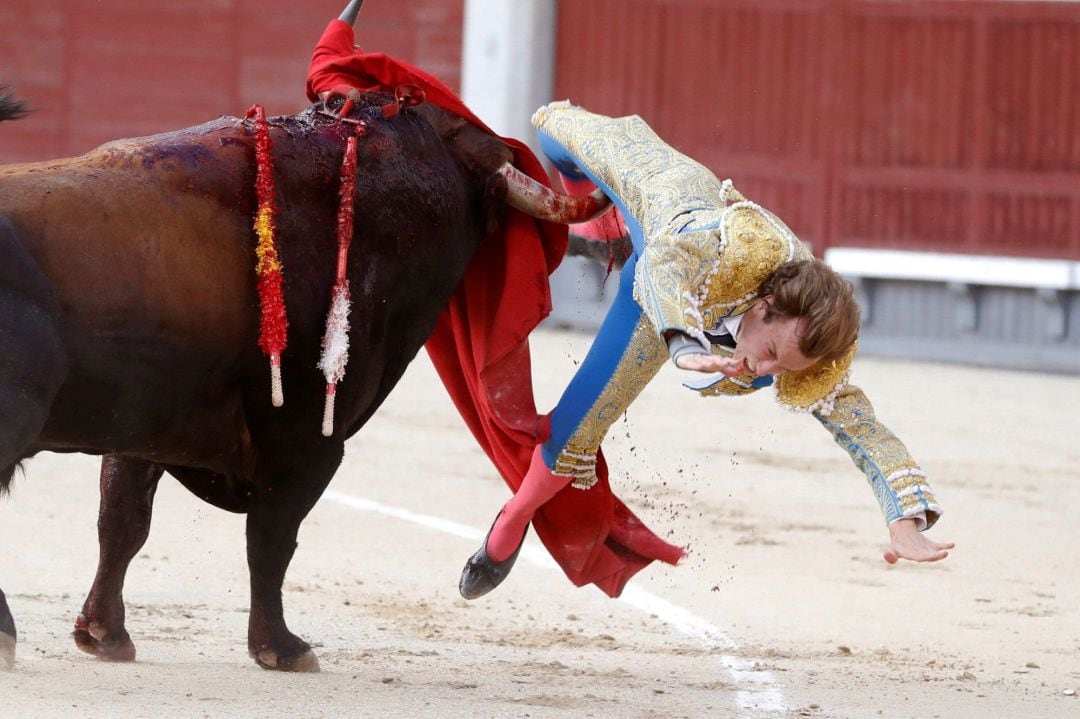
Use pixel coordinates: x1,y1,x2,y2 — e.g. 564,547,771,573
533,101,941,528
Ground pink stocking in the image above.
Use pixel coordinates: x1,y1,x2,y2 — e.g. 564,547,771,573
486,444,572,562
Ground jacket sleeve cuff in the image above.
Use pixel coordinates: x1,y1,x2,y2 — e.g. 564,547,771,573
666,331,709,366
889,510,928,532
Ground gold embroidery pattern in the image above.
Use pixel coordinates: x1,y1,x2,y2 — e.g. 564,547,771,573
553,315,668,489
551,444,600,488
533,101,727,342
813,384,941,528
688,375,762,397
701,206,811,326
776,343,858,415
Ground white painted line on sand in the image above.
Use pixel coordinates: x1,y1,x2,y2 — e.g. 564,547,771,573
322,488,787,716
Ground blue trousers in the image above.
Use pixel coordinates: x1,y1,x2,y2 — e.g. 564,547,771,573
537,130,668,485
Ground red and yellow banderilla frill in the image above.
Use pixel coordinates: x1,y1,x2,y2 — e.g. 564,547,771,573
246,104,289,407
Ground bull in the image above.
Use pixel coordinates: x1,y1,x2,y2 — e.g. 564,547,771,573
0,86,607,671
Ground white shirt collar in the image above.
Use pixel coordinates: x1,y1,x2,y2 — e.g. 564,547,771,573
721,312,745,342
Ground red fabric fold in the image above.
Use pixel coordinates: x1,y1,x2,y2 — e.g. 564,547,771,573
307,20,684,597
558,174,629,243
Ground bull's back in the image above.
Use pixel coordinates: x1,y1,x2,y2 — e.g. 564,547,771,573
0,134,255,344
0,137,258,461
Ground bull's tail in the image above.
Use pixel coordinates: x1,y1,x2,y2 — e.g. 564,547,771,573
0,85,29,123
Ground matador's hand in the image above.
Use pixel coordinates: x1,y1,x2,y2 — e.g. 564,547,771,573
674,352,750,377
884,518,955,564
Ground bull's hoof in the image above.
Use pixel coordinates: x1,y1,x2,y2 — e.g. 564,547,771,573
0,631,14,670
73,614,135,662
253,647,321,673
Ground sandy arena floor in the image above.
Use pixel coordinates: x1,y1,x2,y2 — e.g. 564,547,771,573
2,327,1078,718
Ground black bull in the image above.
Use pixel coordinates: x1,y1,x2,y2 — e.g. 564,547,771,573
0,90,606,671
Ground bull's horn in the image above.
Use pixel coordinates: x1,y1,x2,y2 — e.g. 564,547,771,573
497,163,611,224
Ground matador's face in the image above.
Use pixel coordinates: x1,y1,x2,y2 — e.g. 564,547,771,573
731,298,819,377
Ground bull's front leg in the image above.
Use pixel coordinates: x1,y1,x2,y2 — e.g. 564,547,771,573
74,455,163,661
245,441,343,672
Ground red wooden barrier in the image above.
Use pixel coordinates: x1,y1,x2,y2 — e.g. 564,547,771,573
0,0,464,163
3,1,1077,261
555,0,1080,260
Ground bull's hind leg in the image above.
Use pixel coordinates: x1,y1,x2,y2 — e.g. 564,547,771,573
0,215,68,669
74,455,163,661
0,217,64,470
0,589,15,669
245,440,344,672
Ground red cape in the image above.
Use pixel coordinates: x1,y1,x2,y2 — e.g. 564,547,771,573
308,20,683,596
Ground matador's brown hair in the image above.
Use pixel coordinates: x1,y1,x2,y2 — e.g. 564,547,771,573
757,259,860,362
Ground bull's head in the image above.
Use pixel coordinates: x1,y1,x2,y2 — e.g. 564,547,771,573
408,102,611,228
